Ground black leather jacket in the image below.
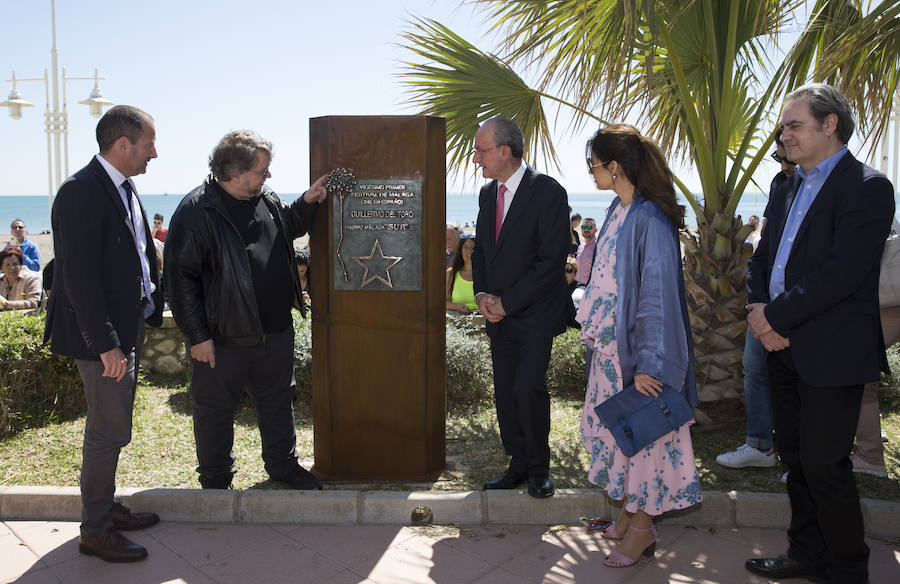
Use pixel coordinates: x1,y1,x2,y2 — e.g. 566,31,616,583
164,176,318,347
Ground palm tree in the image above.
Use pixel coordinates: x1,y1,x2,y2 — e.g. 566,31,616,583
400,0,899,400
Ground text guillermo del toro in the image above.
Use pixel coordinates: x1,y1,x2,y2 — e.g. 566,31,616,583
334,179,422,290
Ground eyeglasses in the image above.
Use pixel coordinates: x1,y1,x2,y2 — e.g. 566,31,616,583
580,225,595,230
586,158,606,171
770,151,797,166
471,145,499,157
565,268,576,274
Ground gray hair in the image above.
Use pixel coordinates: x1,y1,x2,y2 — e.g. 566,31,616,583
209,130,273,182
785,83,855,144
485,116,524,159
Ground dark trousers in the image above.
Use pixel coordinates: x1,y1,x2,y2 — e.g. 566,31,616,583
768,347,869,584
188,327,299,485
490,335,552,477
75,318,144,537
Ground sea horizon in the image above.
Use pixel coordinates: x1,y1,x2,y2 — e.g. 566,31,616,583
0,191,774,233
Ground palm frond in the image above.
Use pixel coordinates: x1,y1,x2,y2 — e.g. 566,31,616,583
399,0,900,222
816,0,900,146
399,16,601,176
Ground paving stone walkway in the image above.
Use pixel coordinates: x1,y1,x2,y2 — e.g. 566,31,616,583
2,520,898,584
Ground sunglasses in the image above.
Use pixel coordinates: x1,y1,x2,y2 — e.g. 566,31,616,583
580,225,595,230
460,233,475,239
770,151,797,166
586,158,606,171
565,268,576,274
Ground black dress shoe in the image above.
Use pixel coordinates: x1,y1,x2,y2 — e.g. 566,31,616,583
483,470,528,490
745,553,827,580
199,473,234,489
281,466,323,490
110,502,160,531
527,476,555,498
79,529,148,563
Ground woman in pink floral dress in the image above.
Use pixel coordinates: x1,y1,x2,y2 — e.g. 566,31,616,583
576,124,701,568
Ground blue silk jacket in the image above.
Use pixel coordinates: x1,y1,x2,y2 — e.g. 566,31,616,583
598,194,698,406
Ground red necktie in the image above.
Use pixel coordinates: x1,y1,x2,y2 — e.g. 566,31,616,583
495,184,507,242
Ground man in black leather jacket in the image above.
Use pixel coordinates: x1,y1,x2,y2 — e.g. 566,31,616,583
165,130,326,489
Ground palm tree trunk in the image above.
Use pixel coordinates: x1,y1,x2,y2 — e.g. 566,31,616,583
682,211,753,401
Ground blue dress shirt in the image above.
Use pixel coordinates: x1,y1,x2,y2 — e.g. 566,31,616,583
769,147,848,300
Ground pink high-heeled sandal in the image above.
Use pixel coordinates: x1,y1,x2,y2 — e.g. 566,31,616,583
602,525,657,568
600,522,625,540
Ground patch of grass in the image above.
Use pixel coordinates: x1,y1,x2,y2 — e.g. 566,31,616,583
442,400,592,491
3,381,898,501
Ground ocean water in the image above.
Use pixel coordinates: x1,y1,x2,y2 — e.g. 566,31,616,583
0,191,772,233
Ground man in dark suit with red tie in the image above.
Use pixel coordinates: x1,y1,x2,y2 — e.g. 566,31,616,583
745,84,894,584
471,116,569,498
45,105,164,562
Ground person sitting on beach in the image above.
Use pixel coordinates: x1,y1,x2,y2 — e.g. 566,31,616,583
295,250,311,309
575,217,597,286
446,235,478,314
445,224,461,267
42,258,54,298
150,213,168,242
0,247,42,311
569,210,581,254
565,255,579,328
5,219,40,271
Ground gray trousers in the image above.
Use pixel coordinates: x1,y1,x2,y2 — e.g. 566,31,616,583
75,318,143,537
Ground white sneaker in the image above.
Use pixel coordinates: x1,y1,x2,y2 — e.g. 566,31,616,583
849,453,888,478
715,443,776,468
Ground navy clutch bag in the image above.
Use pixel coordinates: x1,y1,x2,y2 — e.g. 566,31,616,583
593,383,694,457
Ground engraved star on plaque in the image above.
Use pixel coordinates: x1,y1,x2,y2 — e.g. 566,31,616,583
352,239,402,289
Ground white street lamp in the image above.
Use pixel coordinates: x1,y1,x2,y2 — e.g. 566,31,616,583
78,69,115,119
0,0,114,223
0,72,35,120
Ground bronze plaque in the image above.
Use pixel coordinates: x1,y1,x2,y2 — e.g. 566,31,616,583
332,178,422,290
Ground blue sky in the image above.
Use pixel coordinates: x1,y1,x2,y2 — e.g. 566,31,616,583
0,0,883,199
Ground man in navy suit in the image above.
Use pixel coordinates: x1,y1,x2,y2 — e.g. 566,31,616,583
744,84,894,583
45,105,164,563
471,116,569,498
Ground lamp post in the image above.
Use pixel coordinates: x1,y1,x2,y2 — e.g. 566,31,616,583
0,0,114,222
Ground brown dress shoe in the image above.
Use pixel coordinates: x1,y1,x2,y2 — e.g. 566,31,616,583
79,529,148,562
110,501,160,531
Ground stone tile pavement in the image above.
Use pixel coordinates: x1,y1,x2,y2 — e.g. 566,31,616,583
2,520,899,584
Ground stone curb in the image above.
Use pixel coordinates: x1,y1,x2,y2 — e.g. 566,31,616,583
1,486,897,540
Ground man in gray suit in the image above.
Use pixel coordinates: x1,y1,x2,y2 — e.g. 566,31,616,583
45,105,163,562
